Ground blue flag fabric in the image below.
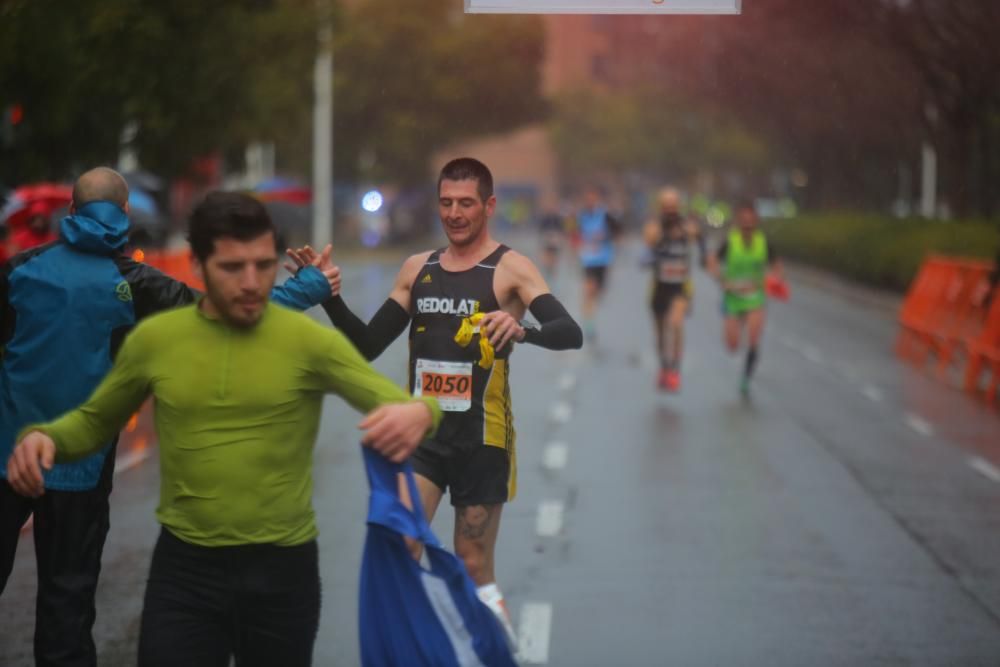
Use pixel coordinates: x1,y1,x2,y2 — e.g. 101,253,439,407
358,447,518,667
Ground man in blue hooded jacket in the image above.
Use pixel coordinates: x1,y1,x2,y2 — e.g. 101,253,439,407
0,167,334,666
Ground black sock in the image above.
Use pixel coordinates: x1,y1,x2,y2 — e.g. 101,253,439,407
744,347,759,379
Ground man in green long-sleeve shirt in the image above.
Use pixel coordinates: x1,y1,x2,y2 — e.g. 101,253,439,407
6,192,441,667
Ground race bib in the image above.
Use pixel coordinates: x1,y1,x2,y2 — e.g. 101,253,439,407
728,280,760,296
657,259,688,283
413,359,473,412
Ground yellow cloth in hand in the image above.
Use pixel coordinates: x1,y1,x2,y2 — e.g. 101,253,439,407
454,312,495,369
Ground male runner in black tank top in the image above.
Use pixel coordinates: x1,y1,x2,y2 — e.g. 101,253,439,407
642,188,705,392
408,243,517,456
308,158,582,647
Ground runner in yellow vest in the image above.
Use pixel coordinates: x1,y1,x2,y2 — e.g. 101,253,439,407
708,201,784,395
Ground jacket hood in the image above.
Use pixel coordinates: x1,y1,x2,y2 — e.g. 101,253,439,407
59,201,130,254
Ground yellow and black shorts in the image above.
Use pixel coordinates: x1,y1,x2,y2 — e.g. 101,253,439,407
651,281,692,316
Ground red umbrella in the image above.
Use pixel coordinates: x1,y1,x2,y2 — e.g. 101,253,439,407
1,183,73,228
253,178,311,205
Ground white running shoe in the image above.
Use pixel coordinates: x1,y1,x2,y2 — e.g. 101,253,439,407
476,583,518,652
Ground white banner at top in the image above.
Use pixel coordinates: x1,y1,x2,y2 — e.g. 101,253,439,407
465,0,741,14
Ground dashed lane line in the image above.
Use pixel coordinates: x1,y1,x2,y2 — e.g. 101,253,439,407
904,413,934,437
969,456,1000,484
535,501,564,538
541,442,569,471
517,602,553,664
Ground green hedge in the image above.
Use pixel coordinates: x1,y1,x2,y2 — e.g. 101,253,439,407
762,214,999,292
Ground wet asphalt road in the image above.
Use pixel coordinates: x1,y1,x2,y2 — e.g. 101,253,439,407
2,234,1000,666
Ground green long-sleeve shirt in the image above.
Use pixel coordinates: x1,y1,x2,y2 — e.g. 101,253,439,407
28,302,441,547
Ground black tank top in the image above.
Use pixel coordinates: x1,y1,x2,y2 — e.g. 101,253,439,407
408,245,515,451
652,223,692,285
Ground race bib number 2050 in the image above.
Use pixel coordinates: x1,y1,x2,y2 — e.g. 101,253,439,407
413,359,473,412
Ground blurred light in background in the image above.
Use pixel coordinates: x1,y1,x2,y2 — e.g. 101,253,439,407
362,189,384,213
706,203,730,228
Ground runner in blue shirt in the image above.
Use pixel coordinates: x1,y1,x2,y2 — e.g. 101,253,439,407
575,186,622,341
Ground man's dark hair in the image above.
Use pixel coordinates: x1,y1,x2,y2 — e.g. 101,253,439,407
735,198,757,214
438,158,494,203
188,192,275,261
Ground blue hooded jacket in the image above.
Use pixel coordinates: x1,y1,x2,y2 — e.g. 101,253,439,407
0,201,331,491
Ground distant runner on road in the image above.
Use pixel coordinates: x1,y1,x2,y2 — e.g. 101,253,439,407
575,185,623,342
708,200,784,394
643,187,705,392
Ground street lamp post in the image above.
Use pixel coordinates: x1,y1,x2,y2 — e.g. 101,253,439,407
312,0,334,247
920,104,938,220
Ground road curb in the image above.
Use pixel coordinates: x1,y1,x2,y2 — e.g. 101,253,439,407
785,261,903,314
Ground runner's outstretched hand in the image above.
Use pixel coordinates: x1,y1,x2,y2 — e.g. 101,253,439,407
285,244,341,297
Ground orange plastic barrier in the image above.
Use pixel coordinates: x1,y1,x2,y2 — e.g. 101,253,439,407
897,256,999,405
963,295,1000,405
138,249,204,291
118,399,156,464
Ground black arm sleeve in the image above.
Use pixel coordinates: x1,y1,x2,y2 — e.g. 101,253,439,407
116,256,198,321
766,239,779,265
321,295,410,361
521,293,583,350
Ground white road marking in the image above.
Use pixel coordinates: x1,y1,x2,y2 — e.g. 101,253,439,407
557,373,576,392
904,413,934,437
542,442,569,471
550,402,573,424
535,501,564,538
862,385,884,403
517,603,553,664
969,457,1000,483
113,447,153,474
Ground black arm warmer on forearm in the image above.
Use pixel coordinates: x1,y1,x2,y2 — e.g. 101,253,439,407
321,296,410,361
521,293,583,350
